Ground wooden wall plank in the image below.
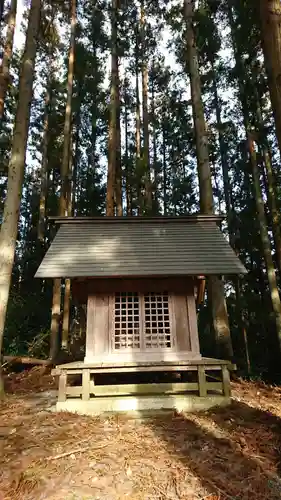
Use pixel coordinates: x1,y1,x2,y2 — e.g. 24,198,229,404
85,293,109,360
172,294,191,351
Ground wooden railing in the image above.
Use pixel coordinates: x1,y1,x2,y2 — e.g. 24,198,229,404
52,358,232,403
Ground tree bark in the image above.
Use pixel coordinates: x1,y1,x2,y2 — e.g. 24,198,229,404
0,0,41,397
60,0,76,218
135,30,142,214
259,0,281,157
115,108,122,216
3,356,52,365
0,0,17,120
184,0,213,214
262,148,281,276
106,0,121,216
151,62,158,214
124,81,132,215
211,58,232,219
57,0,76,353
234,278,251,374
162,120,167,215
135,41,141,162
248,134,281,352
252,79,281,278
71,97,81,216
184,0,233,359
38,76,51,242
141,0,152,214
208,275,234,360
229,1,281,359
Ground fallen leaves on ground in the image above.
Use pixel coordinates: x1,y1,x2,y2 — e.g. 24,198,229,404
0,371,281,500
4,366,56,394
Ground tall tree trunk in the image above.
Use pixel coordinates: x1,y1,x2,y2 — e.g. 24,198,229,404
140,0,152,214
124,82,132,215
60,0,76,218
135,40,141,161
234,277,251,374
0,0,17,120
210,58,231,220
259,0,281,157
151,63,158,214
162,119,167,215
229,1,281,360
72,98,81,216
184,0,233,360
252,79,281,277
135,32,142,214
227,2,262,367
262,148,281,276
115,111,122,216
0,0,41,397
38,74,51,242
184,0,213,214
248,134,281,352
58,0,76,352
106,0,121,216
212,56,249,365
115,75,122,215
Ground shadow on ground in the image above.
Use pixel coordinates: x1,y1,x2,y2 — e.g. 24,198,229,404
146,400,281,499
1,392,281,500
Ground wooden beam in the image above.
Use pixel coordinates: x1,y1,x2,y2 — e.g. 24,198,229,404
2,356,52,366
63,381,224,398
52,364,227,377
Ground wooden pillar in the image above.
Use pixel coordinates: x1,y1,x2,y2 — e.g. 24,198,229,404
58,372,67,402
187,286,201,355
222,365,231,397
198,365,207,397
82,368,90,401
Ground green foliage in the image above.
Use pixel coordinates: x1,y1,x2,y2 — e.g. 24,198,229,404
1,0,281,380
3,290,51,356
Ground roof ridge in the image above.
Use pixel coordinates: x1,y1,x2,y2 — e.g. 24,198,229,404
48,215,225,225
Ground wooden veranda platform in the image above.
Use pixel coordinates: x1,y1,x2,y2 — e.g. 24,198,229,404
52,358,233,415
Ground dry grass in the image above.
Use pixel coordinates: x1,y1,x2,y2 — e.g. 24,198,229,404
0,369,281,500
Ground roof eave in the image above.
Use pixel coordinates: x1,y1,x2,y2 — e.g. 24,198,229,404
35,269,247,279
47,214,225,225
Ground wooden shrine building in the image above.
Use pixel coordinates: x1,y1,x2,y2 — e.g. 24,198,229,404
36,215,246,415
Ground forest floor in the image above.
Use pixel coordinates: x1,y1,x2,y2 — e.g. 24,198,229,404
1,368,281,500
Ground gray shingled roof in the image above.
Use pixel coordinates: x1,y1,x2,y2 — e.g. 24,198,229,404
35,216,247,278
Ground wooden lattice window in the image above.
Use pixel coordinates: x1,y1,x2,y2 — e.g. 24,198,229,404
114,292,140,350
113,291,174,351
144,292,172,349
